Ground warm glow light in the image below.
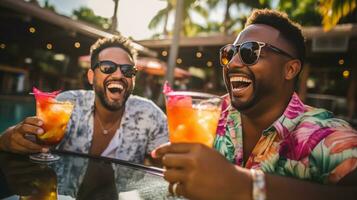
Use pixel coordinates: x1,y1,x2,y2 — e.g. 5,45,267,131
176,58,182,64
74,42,81,48
207,61,213,67
343,70,350,78
29,27,36,33
338,59,344,65
196,51,202,58
161,50,168,56
46,43,53,50
0,43,5,49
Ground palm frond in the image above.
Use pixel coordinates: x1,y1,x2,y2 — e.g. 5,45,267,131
319,0,357,31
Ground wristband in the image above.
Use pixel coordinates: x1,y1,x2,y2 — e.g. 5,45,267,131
250,169,266,200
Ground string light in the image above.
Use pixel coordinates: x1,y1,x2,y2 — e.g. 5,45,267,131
29,27,36,33
74,42,81,48
207,61,213,67
343,70,350,79
161,50,168,56
196,51,202,58
0,43,5,49
176,58,182,64
338,59,344,65
46,43,53,50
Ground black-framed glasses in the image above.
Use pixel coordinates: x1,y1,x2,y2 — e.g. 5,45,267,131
219,41,295,66
92,60,137,78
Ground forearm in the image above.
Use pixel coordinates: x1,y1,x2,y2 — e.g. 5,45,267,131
265,173,357,200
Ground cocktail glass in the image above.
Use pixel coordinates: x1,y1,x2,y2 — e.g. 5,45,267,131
29,94,74,162
165,91,222,147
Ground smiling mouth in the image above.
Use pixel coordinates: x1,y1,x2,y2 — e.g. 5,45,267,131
229,76,252,93
106,81,124,94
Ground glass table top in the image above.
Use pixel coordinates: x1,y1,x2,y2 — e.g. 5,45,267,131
0,151,179,200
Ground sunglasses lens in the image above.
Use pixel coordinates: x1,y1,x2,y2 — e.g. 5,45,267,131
220,45,236,66
240,42,259,65
120,65,136,77
100,62,117,74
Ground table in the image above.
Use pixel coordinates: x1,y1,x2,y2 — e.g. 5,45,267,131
0,151,178,200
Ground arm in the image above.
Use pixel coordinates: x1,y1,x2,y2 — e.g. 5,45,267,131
152,143,357,200
144,102,169,167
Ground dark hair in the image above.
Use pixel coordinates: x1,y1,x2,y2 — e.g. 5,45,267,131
90,35,138,69
245,9,305,65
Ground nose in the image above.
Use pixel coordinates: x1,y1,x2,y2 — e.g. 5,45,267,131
227,53,245,69
111,67,124,78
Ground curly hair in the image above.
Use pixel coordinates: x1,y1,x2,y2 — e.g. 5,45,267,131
245,9,305,65
90,35,138,69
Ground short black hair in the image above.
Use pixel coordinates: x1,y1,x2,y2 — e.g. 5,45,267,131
90,35,138,69
245,9,305,65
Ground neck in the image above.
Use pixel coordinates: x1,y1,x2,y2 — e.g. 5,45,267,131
240,90,294,132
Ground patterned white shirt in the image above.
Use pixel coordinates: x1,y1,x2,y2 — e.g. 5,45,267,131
56,90,168,164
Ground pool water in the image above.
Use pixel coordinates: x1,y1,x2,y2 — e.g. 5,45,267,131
0,100,35,133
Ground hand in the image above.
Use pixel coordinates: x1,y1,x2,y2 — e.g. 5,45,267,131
152,143,252,200
0,117,48,154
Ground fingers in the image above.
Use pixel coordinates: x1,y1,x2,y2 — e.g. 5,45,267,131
2,116,45,154
163,168,186,183
152,143,197,158
162,153,191,169
17,123,44,136
23,117,43,127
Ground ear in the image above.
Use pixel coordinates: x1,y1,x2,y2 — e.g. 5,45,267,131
87,69,94,85
284,59,301,81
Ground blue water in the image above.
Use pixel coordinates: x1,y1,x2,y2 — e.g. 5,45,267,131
0,100,35,133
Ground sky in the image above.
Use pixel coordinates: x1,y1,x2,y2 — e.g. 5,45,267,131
38,0,167,40
37,0,255,40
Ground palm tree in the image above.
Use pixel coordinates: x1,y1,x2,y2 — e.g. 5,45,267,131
205,0,270,35
149,0,208,37
318,0,357,30
275,0,322,26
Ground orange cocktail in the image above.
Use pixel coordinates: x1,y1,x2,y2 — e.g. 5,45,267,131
36,99,73,145
30,87,73,162
165,91,222,147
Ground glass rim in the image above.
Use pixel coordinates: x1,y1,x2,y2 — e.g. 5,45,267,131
165,91,222,99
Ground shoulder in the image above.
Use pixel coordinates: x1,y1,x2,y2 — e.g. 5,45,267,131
56,90,94,101
56,90,94,107
299,105,351,129
126,95,164,114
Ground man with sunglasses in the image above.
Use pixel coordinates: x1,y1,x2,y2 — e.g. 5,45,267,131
152,9,357,199
0,36,168,165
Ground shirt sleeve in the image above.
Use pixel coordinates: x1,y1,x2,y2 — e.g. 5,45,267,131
309,126,357,184
145,104,169,155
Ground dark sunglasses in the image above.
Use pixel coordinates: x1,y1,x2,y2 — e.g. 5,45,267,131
220,41,295,66
92,60,137,78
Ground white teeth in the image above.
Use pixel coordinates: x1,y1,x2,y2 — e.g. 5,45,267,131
230,76,252,83
107,83,123,90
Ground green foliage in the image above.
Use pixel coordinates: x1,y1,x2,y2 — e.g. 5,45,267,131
318,0,357,30
276,0,322,26
72,7,111,30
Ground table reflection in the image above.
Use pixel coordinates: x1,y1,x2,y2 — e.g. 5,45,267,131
0,151,175,200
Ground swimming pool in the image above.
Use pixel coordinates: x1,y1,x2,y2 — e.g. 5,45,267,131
0,99,35,133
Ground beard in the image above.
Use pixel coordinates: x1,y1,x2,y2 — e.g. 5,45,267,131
225,68,272,112
93,77,133,111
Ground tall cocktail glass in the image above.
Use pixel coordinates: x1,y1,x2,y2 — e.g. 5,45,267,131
29,89,74,162
165,91,222,147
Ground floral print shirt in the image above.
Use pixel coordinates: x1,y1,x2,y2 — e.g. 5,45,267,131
214,93,357,184
56,90,168,164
